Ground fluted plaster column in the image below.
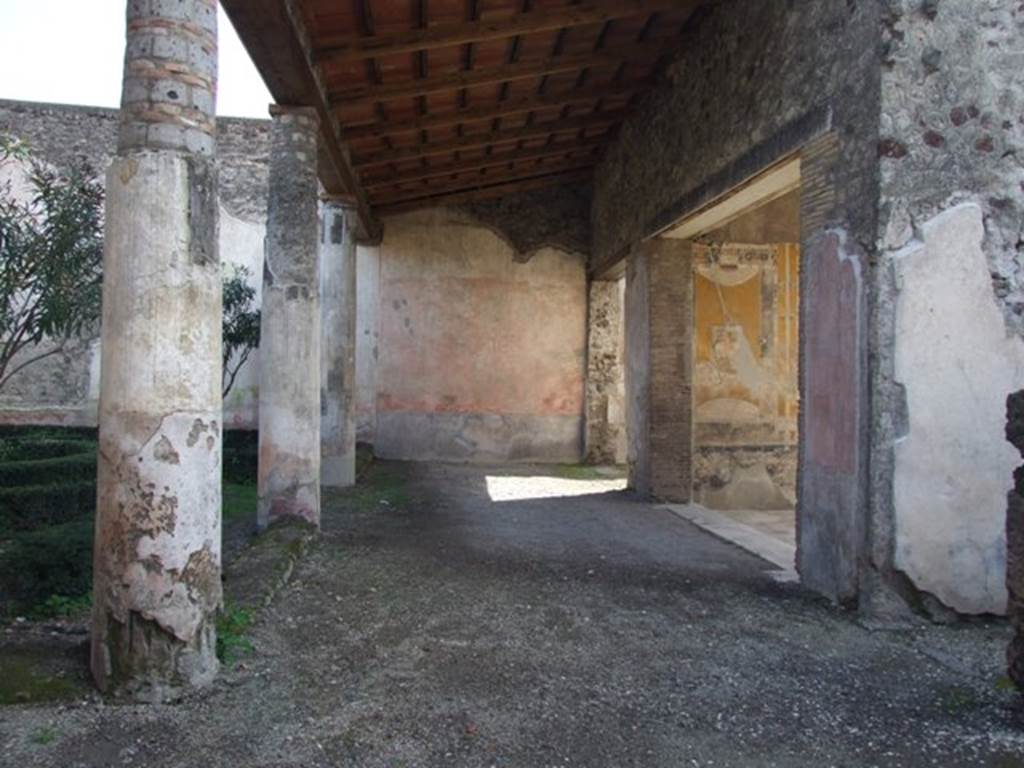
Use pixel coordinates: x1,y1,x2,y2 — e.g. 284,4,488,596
320,202,358,487
92,0,222,701
258,106,322,529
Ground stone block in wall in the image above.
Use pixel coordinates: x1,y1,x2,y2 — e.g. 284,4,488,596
585,280,626,465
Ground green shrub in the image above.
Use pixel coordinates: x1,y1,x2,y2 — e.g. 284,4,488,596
0,439,94,462
0,517,93,611
223,482,257,523
30,592,92,620
223,429,257,485
0,425,95,442
0,480,95,533
0,451,95,487
216,603,255,664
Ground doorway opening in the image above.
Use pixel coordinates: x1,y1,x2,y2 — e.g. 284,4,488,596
661,158,802,570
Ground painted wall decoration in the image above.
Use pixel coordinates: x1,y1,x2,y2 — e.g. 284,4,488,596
692,242,800,510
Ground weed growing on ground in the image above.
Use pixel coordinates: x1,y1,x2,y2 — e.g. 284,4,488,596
223,482,258,522
341,466,410,513
30,726,59,746
216,604,255,665
939,684,981,715
30,592,91,620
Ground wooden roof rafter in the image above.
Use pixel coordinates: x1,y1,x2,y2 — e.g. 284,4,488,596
312,0,698,63
224,0,710,218
352,110,624,168
369,158,597,205
327,44,666,107
341,80,646,140
362,134,606,188
376,168,593,214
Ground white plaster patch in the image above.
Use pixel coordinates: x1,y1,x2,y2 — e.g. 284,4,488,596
893,203,1024,615
121,412,222,642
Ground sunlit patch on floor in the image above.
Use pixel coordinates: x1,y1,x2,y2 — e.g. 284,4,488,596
485,474,628,502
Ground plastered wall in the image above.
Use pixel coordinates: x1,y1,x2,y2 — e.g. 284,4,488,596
873,1,1024,616
370,209,587,463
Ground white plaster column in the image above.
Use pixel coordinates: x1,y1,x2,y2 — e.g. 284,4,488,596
320,202,358,487
92,0,222,701
258,106,322,529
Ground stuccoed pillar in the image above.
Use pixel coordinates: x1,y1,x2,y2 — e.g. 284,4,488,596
258,106,322,529
320,202,358,487
92,0,221,701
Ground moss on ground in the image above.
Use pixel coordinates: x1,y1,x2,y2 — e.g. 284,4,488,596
0,652,86,705
223,482,258,523
553,464,607,480
216,603,255,665
336,464,409,513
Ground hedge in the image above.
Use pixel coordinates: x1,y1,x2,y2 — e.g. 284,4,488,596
0,425,95,441
0,451,96,488
0,438,95,462
223,429,257,484
0,480,96,533
0,517,94,610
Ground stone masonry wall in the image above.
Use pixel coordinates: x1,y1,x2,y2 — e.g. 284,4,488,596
591,0,881,270
584,279,626,465
0,99,270,222
0,99,269,424
873,0,1024,616
457,182,591,262
1007,390,1024,687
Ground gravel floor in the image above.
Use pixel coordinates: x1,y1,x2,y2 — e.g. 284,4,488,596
1,460,1022,767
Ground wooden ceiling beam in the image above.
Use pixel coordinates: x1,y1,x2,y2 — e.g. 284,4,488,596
353,110,624,168
342,81,644,140
376,169,593,215
369,157,596,204
329,45,665,107
363,135,606,188
313,0,699,63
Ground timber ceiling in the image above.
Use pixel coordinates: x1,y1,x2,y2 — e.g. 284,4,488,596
221,0,707,240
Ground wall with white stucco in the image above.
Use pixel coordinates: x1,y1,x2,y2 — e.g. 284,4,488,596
892,203,1024,615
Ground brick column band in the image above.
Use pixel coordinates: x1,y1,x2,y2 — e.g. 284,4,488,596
647,239,694,502
118,1,217,157
91,0,221,701
320,202,358,488
625,239,694,502
258,106,322,529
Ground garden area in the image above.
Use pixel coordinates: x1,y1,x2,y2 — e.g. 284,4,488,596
0,425,260,622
